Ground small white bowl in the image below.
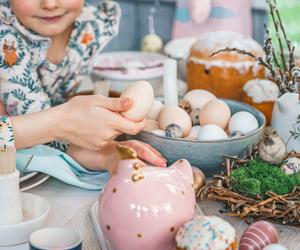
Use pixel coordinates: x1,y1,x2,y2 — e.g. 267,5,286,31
29,228,82,250
0,192,50,246
92,51,168,93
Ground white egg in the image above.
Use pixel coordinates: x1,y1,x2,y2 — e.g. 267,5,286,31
183,89,217,109
151,130,166,137
121,81,154,121
228,111,259,134
158,106,192,137
147,100,164,120
198,124,228,141
263,244,288,250
187,126,202,140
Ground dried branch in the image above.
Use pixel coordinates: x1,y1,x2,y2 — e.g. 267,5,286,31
210,0,300,96
267,0,287,71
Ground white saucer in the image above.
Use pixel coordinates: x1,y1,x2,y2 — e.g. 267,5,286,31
90,199,204,250
20,172,37,182
0,192,50,246
20,173,50,192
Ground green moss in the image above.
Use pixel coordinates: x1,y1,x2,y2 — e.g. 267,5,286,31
230,158,300,198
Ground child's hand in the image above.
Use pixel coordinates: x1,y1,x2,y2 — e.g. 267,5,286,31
67,140,167,175
55,95,146,150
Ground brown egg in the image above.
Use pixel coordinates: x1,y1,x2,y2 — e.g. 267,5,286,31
158,106,192,137
144,120,160,132
239,221,278,250
147,100,164,121
199,100,231,129
183,89,217,110
121,81,154,121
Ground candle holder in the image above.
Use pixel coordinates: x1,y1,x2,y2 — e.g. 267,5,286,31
0,145,16,175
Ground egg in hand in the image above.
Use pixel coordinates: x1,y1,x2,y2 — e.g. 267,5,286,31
120,81,154,121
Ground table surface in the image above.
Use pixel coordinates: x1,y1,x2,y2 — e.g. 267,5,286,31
2,178,300,250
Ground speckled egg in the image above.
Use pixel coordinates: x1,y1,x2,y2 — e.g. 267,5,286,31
165,124,184,138
144,120,160,132
147,100,164,120
178,99,192,114
198,124,228,141
281,157,300,175
121,81,154,121
151,130,166,137
228,111,259,135
158,106,192,137
186,126,202,140
239,221,278,250
183,90,217,110
190,109,200,126
199,100,231,129
263,244,288,250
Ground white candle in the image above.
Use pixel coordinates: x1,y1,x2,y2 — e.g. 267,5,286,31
163,59,178,106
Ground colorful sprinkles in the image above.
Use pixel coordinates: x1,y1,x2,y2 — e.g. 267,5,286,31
175,215,236,250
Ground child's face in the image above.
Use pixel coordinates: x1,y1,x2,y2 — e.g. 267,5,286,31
10,0,84,37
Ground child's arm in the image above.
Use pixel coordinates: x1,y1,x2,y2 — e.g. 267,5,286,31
10,95,146,150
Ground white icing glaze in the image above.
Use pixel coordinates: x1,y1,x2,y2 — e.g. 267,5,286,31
243,79,279,103
176,215,236,250
189,57,262,76
192,31,263,55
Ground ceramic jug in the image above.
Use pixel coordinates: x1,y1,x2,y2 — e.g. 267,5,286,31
271,92,300,151
98,145,196,250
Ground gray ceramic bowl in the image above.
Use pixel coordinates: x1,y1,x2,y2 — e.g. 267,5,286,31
128,99,266,177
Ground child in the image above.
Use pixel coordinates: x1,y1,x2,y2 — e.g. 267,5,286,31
0,0,166,172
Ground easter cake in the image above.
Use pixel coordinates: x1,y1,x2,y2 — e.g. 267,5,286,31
175,215,237,250
187,31,265,100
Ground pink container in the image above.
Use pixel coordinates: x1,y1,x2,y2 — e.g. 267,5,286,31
99,154,196,250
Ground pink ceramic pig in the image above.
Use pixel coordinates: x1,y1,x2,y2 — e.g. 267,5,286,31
99,145,196,250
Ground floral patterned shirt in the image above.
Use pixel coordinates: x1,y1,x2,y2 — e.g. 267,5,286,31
0,1,120,150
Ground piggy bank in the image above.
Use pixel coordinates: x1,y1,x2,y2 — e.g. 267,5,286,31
99,145,197,250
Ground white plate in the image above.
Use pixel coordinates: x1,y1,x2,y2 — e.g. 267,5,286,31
90,199,204,250
20,173,50,192
0,192,50,246
20,172,37,182
93,51,167,80
92,51,168,93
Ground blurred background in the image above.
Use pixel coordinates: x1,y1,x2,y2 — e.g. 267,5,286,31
87,0,267,50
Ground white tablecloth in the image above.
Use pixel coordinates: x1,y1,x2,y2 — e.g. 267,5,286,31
2,178,299,250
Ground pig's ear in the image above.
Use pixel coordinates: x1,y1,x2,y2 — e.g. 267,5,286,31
116,144,138,160
189,0,212,25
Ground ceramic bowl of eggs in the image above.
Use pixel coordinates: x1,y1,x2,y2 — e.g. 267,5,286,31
121,82,266,177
